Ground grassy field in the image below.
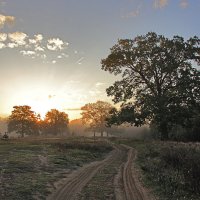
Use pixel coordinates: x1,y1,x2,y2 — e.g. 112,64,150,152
115,139,200,200
2,136,200,200
0,137,112,200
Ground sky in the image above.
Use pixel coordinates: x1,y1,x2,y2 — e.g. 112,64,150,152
0,0,199,120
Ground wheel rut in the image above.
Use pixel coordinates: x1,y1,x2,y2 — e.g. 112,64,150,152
48,144,154,200
48,146,121,200
117,146,153,200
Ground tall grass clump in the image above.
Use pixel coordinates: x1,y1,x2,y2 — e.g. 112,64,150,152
136,142,200,200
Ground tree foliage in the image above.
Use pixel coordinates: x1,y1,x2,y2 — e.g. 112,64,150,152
8,105,39,137
101,32,200,140
42,109,69,135
81,101,113,136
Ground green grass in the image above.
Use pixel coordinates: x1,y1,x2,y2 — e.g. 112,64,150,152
0,137,112,200
115,139,200,200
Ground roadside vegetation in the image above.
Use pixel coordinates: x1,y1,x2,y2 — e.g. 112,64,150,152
116,139,200,200
0,138,112,200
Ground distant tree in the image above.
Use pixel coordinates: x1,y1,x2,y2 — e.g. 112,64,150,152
8,105,39,137
101,32,200,140
81,101,114,137
69,118,86,136
42,109,69,135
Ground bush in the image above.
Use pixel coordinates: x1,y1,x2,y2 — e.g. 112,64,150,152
137,142,200,199
161,146,200,194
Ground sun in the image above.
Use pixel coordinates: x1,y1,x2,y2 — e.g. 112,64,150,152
26,98,62,119
3,81,87,120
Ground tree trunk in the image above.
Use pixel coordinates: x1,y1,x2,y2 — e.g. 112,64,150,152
159,122,169,141
101,131,103,137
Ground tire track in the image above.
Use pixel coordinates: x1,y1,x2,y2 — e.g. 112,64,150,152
47,146,122,200
117,146,152,200
48,144,153,200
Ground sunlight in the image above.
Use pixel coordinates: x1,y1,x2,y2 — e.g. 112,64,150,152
2,82,85,120
26,99,61,119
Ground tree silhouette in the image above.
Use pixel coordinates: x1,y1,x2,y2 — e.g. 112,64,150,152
8,105,39,137
81,101,113,137
101,32,200,140
43,109,69,135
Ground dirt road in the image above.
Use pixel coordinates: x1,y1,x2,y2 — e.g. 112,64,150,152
48,145,153,200
116,146,151,200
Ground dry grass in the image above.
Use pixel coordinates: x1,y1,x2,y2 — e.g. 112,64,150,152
0,137,112,200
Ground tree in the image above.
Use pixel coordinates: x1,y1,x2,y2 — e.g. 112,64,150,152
101,32,200,140
8,105,39,137
42,109,69,135
69,118,86,136
81,101,114,137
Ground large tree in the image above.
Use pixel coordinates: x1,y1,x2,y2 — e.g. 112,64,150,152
8,105,39,137
81,101,113,137
101,32,200,140
42,109,69,135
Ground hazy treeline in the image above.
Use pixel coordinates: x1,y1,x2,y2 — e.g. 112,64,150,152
1,106,70,138
1,114,150,139
69,118,150,139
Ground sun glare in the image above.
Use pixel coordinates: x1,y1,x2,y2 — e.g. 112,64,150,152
3,83,84,120
26,99,61,119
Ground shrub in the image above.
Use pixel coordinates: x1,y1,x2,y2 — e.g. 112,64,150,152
137,142,200,199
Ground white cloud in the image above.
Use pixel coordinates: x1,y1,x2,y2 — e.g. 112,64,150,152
29,34,43,44
0,42,5,49
0,14,73,64
95,82,105,87
7,42,18,48
20,50,36,56
0,13,70,62
47,38,64,51
154,0,168,9
0,14,15,28
35,34,43,42
61,53,69,58
35,45,44,51
6,32,70,61
8,32,28,46
180,0,188,8
0,33,7,41
29,39,37,44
